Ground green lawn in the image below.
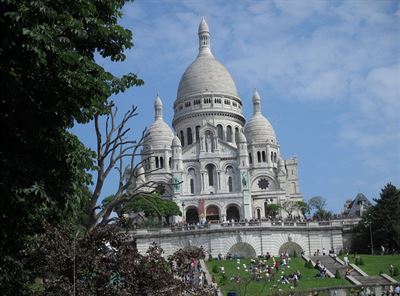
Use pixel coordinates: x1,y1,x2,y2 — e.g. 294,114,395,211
339,254,400,281
206,257,349,296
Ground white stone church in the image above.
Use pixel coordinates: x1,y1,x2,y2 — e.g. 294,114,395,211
134,18,303,224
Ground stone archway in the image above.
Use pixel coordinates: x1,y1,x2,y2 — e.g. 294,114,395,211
206,205,220,221
278,241,303,256
226,204,240,221
186,207,199,224
228,242,256,258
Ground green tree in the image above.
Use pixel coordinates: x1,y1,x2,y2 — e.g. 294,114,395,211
281,200,297,219
296,200,310,216
0,0,143,293
352,183,400,253
308,196,327,212
265,204,281,218
114,193,181,225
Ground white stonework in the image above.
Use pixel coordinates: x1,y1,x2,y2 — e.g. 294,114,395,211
136,18,303,223
132,222,344,257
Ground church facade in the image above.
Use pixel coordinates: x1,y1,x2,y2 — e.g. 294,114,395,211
135,18,303,223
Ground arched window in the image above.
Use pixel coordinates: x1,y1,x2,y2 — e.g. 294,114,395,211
262,151,266,162
257,151,261,163
271,151,274,162
257,208,261,220
169,157,171,169
217,124,223,140
187,127,193,145
206,164,215,186
180,130,185,147
228,176,233,192
264,202,269,218
274,152,277,163
155,157,159,168
235,127,239,142
226,125,232,142
160,157,164,168
188,168,195,194
195,126,200,142
190,179,194,194
249,153,252,164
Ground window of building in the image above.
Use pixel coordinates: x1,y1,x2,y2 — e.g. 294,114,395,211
249,153,252,164
206,164,215,186
226,125,232,142
228,176,233,192
217,124,223,140
262,151,266,162
187,127,193,145
160,156,164,168
195,126,200,142
155,157,159,168
257,151,261,163
190,179,194,194
180,130,185,147
235,127,239,143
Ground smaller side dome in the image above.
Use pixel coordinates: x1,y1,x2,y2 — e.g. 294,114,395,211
237,132,247,143
245,89,277,143
144,95,174,149
172,135,182,147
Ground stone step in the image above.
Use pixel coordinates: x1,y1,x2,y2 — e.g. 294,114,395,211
352,275,392,285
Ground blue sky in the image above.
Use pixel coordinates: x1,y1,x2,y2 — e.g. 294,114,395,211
72,0,400,213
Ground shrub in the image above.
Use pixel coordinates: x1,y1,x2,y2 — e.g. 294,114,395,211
212,265,219,273
394,266,399,276
335,270,341,279
293,250,298,258
304,260,308,268
307,260,314,269
358,257,364,265
338,249,344,256
355,257,359,265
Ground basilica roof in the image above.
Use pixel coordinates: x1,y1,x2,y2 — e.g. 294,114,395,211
244,90,277,143
144,95,174,149
176,18,238,100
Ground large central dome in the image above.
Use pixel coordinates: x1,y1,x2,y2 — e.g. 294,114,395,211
177,54,238,99
176,18,238,100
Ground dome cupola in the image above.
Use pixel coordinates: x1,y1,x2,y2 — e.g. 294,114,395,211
176,18,238,100
144,95,174,149
244,89,277,144
173,18,245,131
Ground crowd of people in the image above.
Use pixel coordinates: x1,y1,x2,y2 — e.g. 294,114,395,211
215,251,304,288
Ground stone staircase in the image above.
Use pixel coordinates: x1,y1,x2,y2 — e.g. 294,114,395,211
309,255,395,286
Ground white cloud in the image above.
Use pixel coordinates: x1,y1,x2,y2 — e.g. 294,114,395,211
119,0,400,174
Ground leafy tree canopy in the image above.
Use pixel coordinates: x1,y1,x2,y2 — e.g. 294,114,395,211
265,204,281,218
0,0,142,293
352,183,400,253
28,224,213,295
103,193,182,222
308,196,327,213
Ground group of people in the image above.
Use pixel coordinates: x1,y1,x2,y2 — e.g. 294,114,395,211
180,258,208,287
314,259,329,278
217,251,304,287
